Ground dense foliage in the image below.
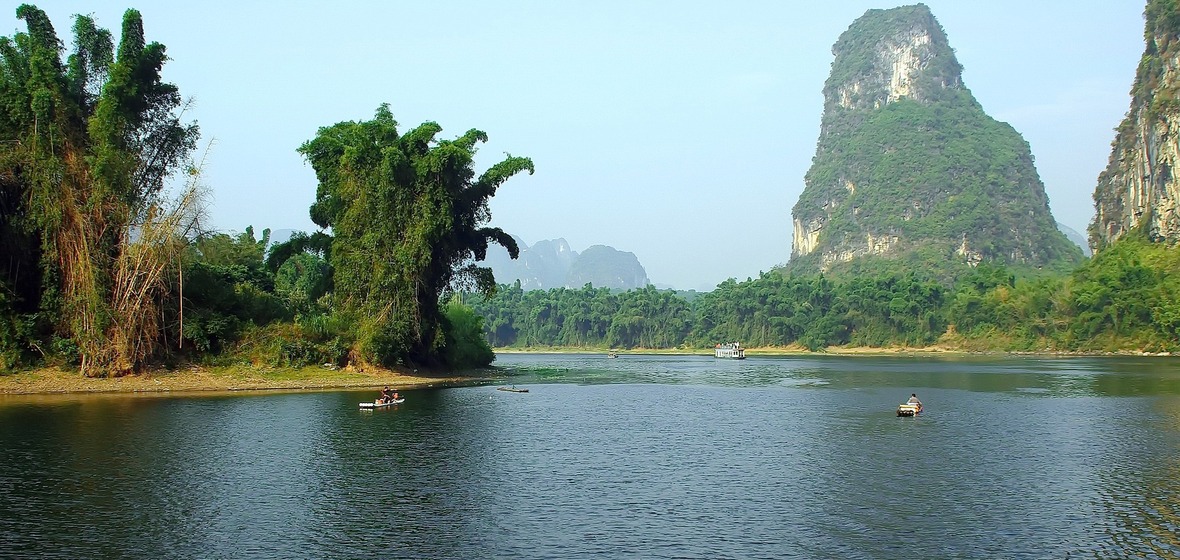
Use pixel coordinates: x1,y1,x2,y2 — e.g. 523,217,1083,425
0,5,198,374
297,104,533,368
2,3,1178,379
472,229,1180,355
0,7,527,374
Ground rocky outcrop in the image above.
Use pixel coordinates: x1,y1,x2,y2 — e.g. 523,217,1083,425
1091,1,1180,250
826,7,961,112
788,4,1081,276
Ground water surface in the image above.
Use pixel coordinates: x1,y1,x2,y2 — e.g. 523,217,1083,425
2,353,1179,558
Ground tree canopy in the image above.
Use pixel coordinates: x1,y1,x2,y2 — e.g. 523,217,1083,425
298,105,533,367
0,5,198,374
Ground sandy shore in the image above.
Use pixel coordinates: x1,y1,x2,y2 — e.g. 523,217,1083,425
0,364,497,396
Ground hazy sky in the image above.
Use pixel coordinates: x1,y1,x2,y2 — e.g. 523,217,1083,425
21,1,1145,290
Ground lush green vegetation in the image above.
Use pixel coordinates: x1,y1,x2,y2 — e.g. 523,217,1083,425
298,104,533,368
0,6,526,374
794,4,1083,280
2,4,1177,379
0,5,198,374
471,228,1180,355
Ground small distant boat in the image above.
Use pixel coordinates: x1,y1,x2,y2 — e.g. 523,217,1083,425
714,342,746,359
897,402,922,417
497,386,529,393
607,350,618,358
360,398,404,409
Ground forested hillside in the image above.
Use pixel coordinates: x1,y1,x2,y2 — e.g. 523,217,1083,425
473,231,1179,354
3,3,1178,377
789,4,1082,279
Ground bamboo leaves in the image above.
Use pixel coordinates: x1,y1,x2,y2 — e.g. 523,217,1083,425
0,5,198,374
299,105,532,367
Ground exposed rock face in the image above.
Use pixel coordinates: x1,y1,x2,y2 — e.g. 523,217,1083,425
788,4,1081,276
1091,1,1180,250
828,9,961,112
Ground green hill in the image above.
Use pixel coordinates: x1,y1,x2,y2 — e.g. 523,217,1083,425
787,4,1083,281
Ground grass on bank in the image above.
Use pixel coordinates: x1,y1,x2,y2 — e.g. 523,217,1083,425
0,363,492,395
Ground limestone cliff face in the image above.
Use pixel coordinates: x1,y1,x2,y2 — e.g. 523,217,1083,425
789,4,1081,276
826,7,961,113
1091,1,1180,250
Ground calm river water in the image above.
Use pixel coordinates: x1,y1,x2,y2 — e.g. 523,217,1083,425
2,353,1180,559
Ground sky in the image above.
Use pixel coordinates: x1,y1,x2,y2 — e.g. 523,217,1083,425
19,1,1146,291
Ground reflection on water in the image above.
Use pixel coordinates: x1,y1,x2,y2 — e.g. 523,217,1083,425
1,354,1179,558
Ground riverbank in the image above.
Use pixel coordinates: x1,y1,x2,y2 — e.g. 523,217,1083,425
493,344,973,356
494,345,1174,357
0,364,495,396
4,345,1172,396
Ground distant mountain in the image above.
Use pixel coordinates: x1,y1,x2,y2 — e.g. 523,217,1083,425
566,245,650,289
268,228,298,245
262,230,651,290
482,237,650,290
1056,222,1092,258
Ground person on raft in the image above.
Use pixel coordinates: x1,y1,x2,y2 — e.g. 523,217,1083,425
907,393,921,406
380,386,393,404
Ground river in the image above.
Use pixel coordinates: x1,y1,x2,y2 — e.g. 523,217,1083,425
2,353,1179,559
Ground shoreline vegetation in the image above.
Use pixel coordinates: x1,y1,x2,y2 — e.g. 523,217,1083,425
4,8,1178,388
3,345,1172,397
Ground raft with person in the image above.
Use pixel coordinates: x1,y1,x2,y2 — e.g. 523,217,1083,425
362,387,403,409
359,398,405,409
897,393,923,416
896,402,922,416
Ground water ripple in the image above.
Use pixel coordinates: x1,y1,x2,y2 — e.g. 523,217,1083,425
2,355,1180,558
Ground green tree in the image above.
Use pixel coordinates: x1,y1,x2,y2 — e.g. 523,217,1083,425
299,105,532,367
0,5,198,374
178,227,289,354
442,297,494,369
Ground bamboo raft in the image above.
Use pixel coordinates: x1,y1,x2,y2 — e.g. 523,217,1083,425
897,403,922,417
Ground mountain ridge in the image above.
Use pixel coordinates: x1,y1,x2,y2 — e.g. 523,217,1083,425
481,237,650,291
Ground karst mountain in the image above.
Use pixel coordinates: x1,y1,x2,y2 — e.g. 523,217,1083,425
787,3,1083,278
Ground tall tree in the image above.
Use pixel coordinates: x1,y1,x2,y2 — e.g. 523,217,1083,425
299,105,532,366
0,5,198,374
